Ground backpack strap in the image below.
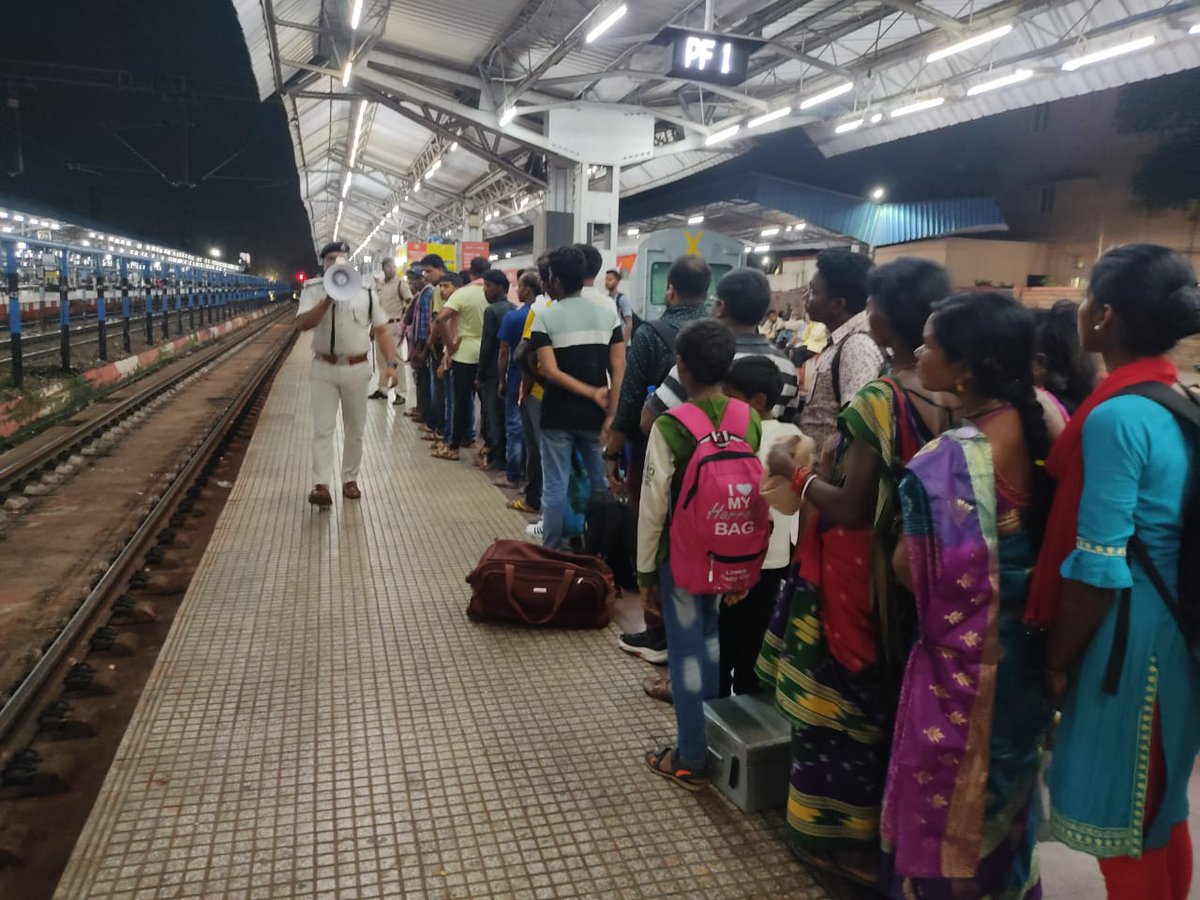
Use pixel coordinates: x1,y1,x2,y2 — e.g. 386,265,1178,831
667,402,718,442
717,398,751,438
1100,382,1200,695
647,318,679,356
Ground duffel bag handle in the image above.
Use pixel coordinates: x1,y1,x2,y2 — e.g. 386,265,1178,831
503,563,577,625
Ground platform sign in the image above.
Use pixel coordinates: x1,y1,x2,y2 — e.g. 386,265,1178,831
460,241,490,270
665,29,761,86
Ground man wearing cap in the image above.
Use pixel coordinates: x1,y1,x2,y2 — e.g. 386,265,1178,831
295,241,400,508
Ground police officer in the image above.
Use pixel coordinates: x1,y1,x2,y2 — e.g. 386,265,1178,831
295,241,400,508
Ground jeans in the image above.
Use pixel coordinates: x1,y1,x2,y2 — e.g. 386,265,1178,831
520,395,543,510
718,566,785,697
540,427,607,550
659,559,720,769
449,361,478,449
504,387,524,483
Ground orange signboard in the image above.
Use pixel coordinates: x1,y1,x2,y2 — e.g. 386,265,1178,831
460,241,490,270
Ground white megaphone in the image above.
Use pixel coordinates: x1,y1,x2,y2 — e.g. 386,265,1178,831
324,262,362,302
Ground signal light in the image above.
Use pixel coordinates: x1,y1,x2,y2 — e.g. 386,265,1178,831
296,272,306,282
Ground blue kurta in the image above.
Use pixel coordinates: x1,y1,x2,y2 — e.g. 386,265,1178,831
1049,395,1200,857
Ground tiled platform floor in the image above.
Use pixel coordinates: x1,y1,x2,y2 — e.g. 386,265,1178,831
56,342,1200,899
55,343,827,899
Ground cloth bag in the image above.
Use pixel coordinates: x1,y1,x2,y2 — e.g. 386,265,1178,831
465,539,616,628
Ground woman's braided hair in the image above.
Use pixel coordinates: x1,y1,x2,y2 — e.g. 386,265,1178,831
931,291,1054,547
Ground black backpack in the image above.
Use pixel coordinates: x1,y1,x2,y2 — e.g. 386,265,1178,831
584,491,638,589
1101,382,1200,695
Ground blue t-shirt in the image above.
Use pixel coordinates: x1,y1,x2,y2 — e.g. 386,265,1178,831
499,304,531,385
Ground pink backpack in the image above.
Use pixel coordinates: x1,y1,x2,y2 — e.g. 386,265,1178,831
666,400,771,595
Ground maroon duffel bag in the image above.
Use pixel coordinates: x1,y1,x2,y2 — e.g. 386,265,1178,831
465,539,616,628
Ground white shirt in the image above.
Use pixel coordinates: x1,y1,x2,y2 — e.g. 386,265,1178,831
298,277,387,357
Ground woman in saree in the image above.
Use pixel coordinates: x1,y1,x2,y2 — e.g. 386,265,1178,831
886,291,1056,899
758,258,954,882
1033,245,1200,900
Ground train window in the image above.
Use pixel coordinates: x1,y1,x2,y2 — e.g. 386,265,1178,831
648,262,732,306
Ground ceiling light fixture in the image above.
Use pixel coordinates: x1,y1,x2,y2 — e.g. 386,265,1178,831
342,61,353,87
342,172,354,197
760,226,780,237
687,214,705,226
870,113,883,124
1190,23,1200,35
586,3,628,43
1061,35,1156,71
754,244,771,254
747,107,792,128
798,81,854,110
835,118,864,133
705,123,742,146
890,96,946,118
926,24,1014,63
796,222,807,230
966,68,1034,96
350,0,363,29
871,186,886,201
348,100,367,168
626,227,640,237
499,107,517,127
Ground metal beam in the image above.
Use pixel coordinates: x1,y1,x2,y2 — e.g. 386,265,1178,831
360,84,548,188
536,68,770,109
878,0,964,32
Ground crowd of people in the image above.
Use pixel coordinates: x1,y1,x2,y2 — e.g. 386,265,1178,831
297,236,1200,899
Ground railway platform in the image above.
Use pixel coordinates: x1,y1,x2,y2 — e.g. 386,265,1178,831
54,339,816,899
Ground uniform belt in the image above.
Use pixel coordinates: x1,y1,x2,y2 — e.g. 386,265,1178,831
314,352,368,365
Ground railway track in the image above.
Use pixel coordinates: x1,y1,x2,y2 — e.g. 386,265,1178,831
0,305,295,871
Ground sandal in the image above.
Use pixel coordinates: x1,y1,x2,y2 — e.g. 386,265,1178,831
643,673,672,704
506,498,539,513
421,433,440,442
431,447,460,461
645,746,708,792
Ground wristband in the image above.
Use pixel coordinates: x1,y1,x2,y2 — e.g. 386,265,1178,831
790,466,812,495
386,360,399,370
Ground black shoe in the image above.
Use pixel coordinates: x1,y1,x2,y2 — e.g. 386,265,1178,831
393,396,405,406
618,629,668,664
369,390,387,400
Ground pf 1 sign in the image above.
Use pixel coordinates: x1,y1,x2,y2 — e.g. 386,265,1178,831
668,30,755,86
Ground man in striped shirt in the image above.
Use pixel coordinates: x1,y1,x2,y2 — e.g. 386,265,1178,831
642,268,800,426
620,268,798,677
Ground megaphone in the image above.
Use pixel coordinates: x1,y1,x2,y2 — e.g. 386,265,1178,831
324,262,362,302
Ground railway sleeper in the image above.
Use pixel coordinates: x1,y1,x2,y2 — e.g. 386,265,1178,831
0,747,75,796
36,699,97,741
88,627,138,657
110,595,157,624
62,663,116,696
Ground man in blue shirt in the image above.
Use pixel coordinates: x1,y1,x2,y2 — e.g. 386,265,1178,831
410,254,444,430
496,271,539,493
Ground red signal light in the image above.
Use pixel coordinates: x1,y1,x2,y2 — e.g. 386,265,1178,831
296,272,306,282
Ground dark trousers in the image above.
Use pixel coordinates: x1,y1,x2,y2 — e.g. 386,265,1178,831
480,376,505,468
520,394,543,510
414,361,430,425
429,358,447,435
449,361,478,449
718,566,786,697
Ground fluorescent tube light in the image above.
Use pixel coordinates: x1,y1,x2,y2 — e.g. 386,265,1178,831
890,97,945,118
798,82,853,110
747,107,792,128
586,4,628,43
705,124,741,146
926,24,1014,63
966,68,1034,96
1061,35,1156,71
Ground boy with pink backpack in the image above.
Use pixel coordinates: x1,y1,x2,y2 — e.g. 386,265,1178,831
638,319,772,791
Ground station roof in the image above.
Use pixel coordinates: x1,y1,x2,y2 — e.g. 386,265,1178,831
231,0,1199,257
619,173,1008,249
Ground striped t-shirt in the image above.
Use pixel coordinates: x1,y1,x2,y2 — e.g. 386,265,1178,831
645,332,800,423
527,293,623,431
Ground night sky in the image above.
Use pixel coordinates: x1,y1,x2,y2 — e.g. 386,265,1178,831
0,0,314,277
